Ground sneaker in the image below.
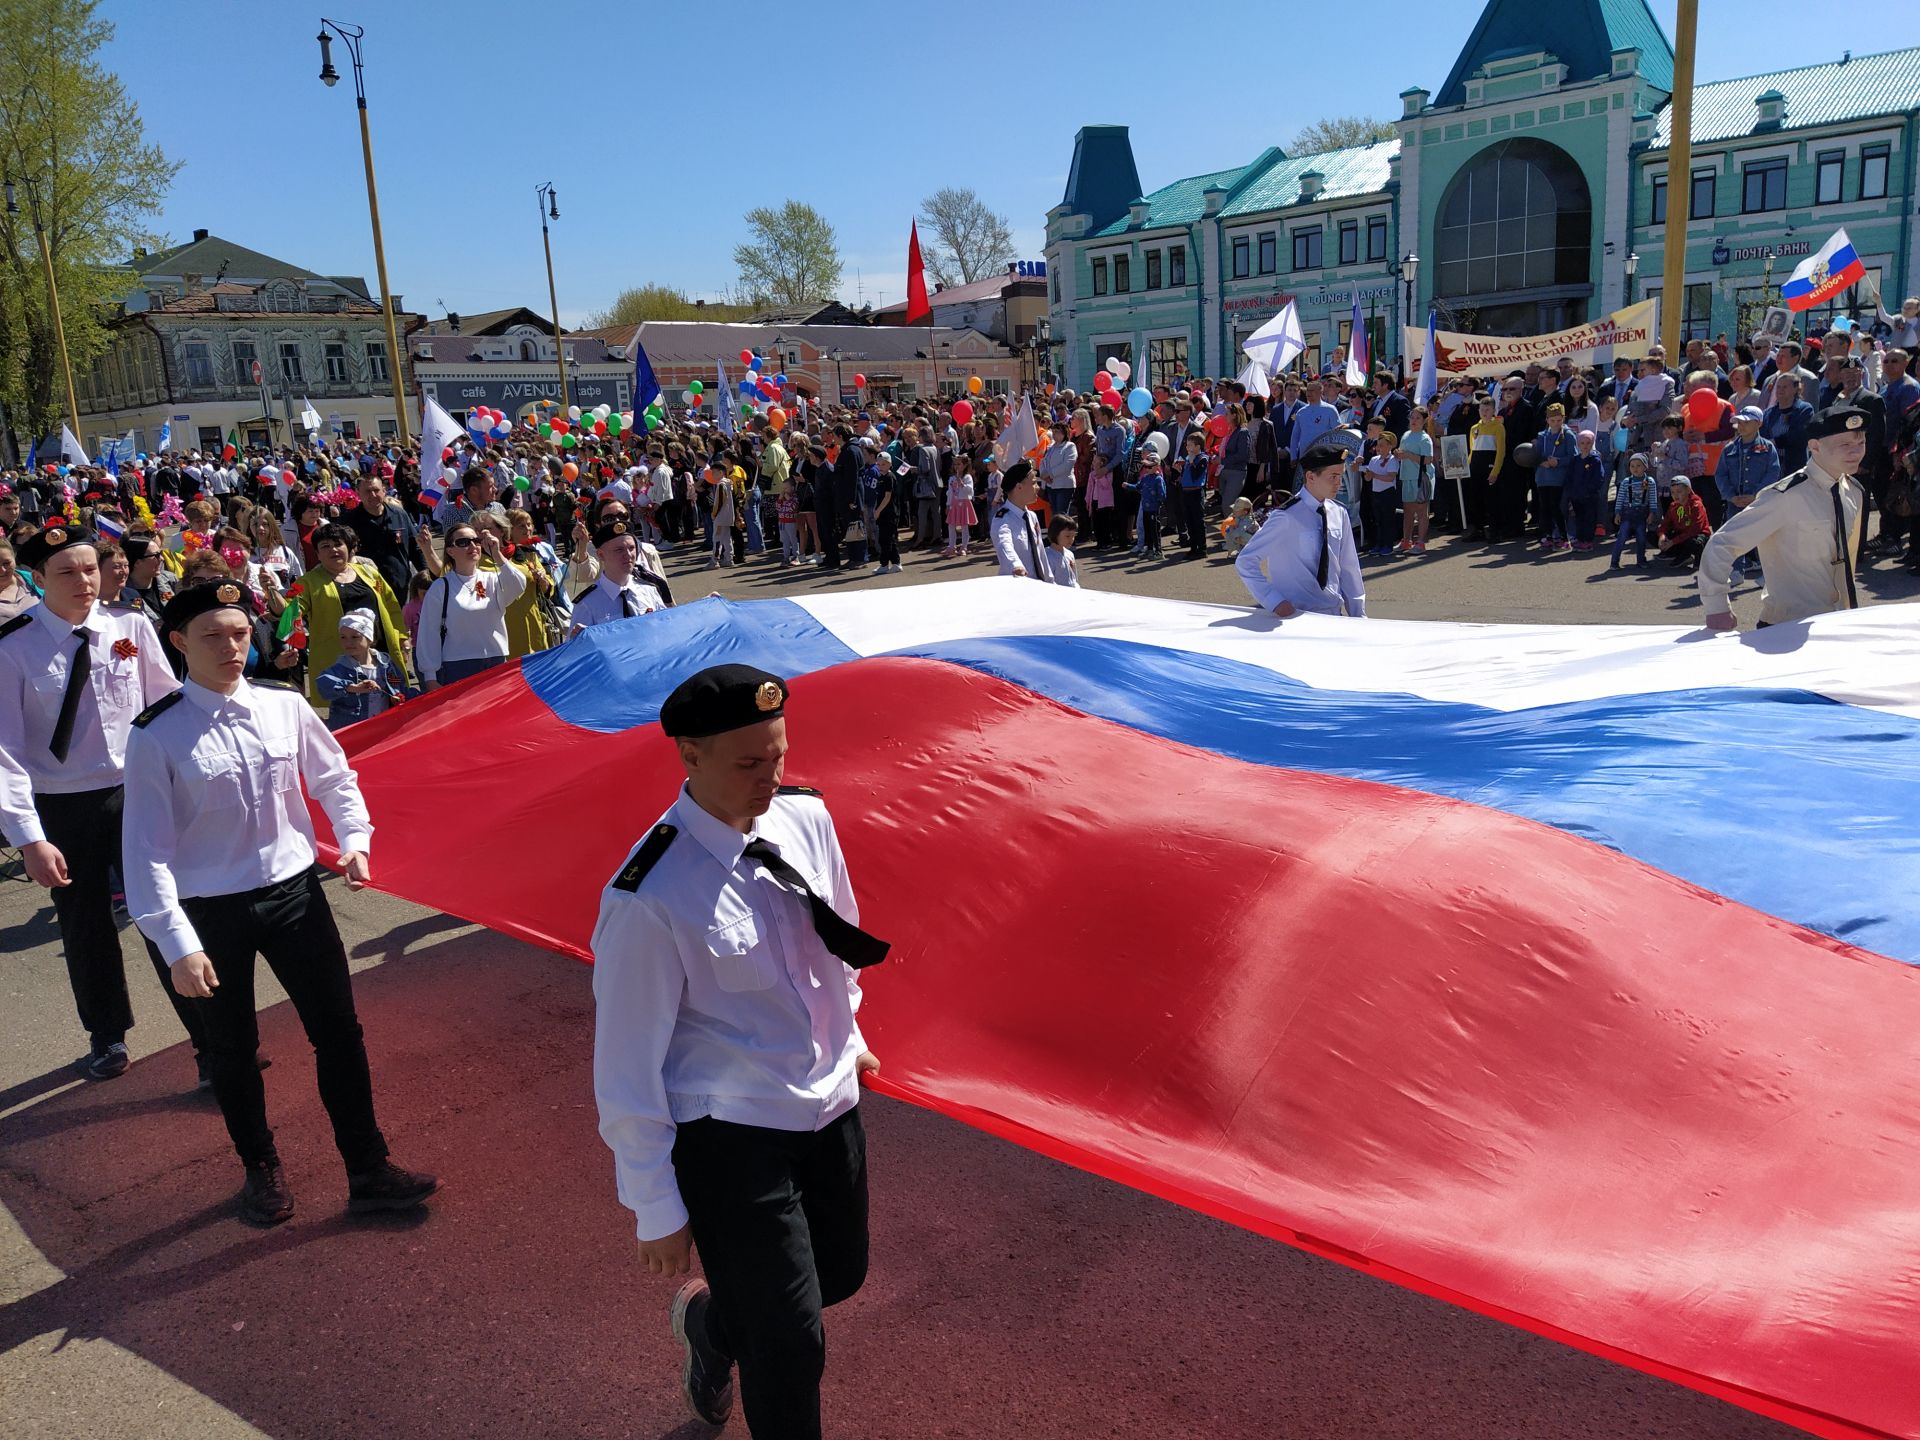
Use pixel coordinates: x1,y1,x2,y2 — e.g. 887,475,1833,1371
671,1279,735,1426
346,1160,439,1214
1395,540,1413,552
240,1161,295,1226
1412,542,1427,553
84,1042,129,1081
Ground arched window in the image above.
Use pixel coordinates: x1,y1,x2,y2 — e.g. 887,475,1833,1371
1434,139,1591,300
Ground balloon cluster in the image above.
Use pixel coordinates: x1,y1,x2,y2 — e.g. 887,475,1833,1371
466,406,515,443
734,349,791,415
538,401,631,448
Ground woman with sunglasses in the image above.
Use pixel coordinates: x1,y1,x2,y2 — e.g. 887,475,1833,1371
414,522,524,692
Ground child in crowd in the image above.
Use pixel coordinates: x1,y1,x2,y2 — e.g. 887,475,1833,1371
1222,497,1259,555
314,609,407,732
1563,431,1607,553
1533,403,1575,550
1657,475,1713,569
1363,432,1399,558
1127,447,1166,557
775,480,801,566
707,461,736,569
945,453,978,556
1045,515,1081,588
1610,452,1659,569
1652,415,1691,507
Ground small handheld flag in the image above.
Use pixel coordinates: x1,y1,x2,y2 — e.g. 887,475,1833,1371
1782,228,1867,313
1344,297,1371,388
1414,310,1440,406
156,420,171,453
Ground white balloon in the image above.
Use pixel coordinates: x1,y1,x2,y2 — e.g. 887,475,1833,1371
1144,432,1170,460
568,405,582,421
1116,360,1132,383
1105,357,1124,375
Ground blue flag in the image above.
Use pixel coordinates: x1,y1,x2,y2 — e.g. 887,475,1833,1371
157,420,171,453
716,361,736,438
24,437,36,472
633,338,661,435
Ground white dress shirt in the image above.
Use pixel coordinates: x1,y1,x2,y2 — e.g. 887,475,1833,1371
1235,492,1367,617
592,785,867,1241
569,572,664,632
413,563,526,678
990,502,1052,580
1698,456,1864,625
123,677,374,963
0,600,177,845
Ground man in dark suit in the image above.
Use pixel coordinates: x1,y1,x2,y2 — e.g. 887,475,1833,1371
1367,372,1410,438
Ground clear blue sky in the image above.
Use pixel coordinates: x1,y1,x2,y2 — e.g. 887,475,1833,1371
101,0,1887,326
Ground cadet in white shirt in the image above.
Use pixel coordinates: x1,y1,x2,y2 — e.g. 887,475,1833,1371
1235,442,1368,617
989,460,1053,580
1701,405,1869,630
568,495,672,604
0,525,210,1081
592,664,887,1436
123,581,437,1228
568,522,666,634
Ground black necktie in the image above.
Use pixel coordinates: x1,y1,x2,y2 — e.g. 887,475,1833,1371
1025,511,1048,581
1832,482,1858,609
743,839,889,969
49,627,92,762
620,588,637,618
1315,502,1330,589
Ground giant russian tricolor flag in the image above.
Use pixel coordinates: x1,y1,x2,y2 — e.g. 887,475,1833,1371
324,581,1920,1439
1782,227,1868,313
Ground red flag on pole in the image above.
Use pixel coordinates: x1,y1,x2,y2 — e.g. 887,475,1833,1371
904,220,932,326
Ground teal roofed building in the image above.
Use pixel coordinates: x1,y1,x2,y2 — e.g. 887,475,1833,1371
1045,0,1920,389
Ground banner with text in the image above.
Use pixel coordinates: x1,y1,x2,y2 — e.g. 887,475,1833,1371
1404,299,1659,382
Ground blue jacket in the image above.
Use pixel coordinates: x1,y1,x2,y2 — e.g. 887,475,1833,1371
1714,435,1781,500
1759,401,1814,474
1563,453,1607,502
1128,468,1167,513
1532,427,1577,484
1179,454,1210,492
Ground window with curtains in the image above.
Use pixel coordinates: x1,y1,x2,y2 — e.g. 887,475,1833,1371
1091,257,1108,295
1145,250,1162,289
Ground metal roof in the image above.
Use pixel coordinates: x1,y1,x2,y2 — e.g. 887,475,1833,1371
1435,0,1674,106
1651,45,1920,145
1219,141,1398,219
1090,165,1250,237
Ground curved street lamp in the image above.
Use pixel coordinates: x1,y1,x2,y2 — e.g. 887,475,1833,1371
535,182,567,412
317,19,410,444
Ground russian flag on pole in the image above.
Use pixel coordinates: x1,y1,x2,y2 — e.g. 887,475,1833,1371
1343,295,1370,388
320,580,1920,1440
1781,227,1867,312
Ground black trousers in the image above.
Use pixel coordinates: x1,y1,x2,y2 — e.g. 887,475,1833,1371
1180,488,1207,558
181,869,387,1172
674,1107,869,1440
813,499,841,569
34,785,208,1053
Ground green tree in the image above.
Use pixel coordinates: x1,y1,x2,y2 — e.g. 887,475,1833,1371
582,283,758,329
0,0,175,449
1287,115,1397,154
919,186,1016,288
732,200,842,307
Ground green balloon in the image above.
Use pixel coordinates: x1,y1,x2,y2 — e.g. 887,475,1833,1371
538,421,552,437
514,474,531,491
561,432,577,448
607,414,622,434
689,380,704,396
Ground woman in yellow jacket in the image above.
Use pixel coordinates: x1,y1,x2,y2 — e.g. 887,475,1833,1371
293,521,414,718
1466,393,1507,543
473,510,556,656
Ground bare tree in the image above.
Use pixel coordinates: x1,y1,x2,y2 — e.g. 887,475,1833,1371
919,187,1017,288
1287,115,1397,155
733,201,842,306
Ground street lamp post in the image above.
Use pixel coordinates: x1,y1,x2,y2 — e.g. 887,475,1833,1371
1625,250,1640,305
1393,251,1420,366
318,19,410,445
534,182,567,412
5,176,82,443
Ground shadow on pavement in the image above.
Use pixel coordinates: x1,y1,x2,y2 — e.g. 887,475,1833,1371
0,922,1796,1439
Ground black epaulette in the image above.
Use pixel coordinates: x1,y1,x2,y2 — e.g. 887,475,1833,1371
1277,491,1306,510
132,691,184,728
1777,470,1810,492
612,823,678,892
103,599,142,614
0,613,33,642
776,784,822,798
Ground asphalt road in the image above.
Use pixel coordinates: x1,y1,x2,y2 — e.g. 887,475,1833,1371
5,530,1896,1440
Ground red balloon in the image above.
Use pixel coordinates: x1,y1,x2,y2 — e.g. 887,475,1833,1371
852,373,867,388
1092,370,1113,391
1685,388,1721,430
688,392,702,406
951,399,974,425
1207,413,1232,438
740,349,754,365
593,419,608,436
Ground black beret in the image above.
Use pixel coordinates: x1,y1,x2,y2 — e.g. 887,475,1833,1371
159,578,252,634
16,524,97,571
1807,405,1869,440
1001,460,1034,488
660,663,788,739
593,519,636,549
1297,442,1350,473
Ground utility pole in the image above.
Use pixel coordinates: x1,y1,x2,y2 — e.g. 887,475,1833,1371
1660,0,1698,357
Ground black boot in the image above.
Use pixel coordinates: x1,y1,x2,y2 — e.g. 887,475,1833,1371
346,1160,438,1214
240,1162,295,1226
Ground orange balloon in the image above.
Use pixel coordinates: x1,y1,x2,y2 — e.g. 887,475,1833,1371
767,405,787,431
967,374,983,395
562,461,579,482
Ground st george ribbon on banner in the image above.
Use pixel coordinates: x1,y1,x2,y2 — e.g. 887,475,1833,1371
1404,299,1660,382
